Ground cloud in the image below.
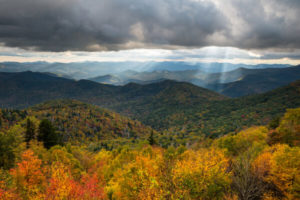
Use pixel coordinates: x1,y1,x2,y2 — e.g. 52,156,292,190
221,0,300,49
0,0,299,52
1,45,300,65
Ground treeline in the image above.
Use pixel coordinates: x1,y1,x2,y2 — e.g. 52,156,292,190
0,107,299,199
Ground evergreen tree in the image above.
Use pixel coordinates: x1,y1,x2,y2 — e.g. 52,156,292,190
0,131,21,169
148,131,156,146
38,119,61,149
25,118,35,148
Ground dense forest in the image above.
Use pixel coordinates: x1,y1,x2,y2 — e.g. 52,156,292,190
0,73,299,200
112,80,300,137
0,0,299,199
1,71,300,138
0,100,299,199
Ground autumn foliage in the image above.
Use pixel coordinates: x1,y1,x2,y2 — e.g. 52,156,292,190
0,107,299,199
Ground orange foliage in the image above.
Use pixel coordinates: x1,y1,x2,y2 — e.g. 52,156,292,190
46,163,106,200
253,144,300,199
10,150,47,200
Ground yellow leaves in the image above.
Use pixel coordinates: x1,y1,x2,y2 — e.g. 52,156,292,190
253,144,300,199
216,126,268,156
269,145,300,194
0,189,20,200
274,108,300,146
1,107,299,200
252,151,272,178
101,146,231,199
48,146,83,179
0,170,20,200
95,149,113,165
107,147,164,200
46,162,75,200
172,148,231,199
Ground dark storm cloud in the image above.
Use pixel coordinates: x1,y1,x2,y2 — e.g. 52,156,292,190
227,0,300,49
0,0,299,51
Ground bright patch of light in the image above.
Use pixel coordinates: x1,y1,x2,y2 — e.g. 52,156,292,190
0,45,299,65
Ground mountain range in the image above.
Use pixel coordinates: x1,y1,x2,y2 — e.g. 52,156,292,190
1,61,298,97
0,71,299,137
90,65,300,97
0,61,291,79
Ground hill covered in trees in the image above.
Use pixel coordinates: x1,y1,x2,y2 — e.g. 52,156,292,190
0,71,225,109
111,80,300,137
0,107,299,199
28,100,154,143
0,71,300,137
0,100,154,149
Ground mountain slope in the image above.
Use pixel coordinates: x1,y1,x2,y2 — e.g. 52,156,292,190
0,71,299,137
110,80,300,136
0,71,225,109
0,99,154,145
89,74,123,85
208,66,300,97
88,66,300,97
28,100,154,142
108,80,226,129
0,71,120,108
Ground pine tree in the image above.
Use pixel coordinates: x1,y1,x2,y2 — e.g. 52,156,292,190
148,131,156,146
25,118,35,148
38,119,61,149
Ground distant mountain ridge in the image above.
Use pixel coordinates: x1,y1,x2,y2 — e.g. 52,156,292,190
0,71,225,109
0,61,291,79
207,66,300,97
89,65,300,97
1,61,298,97
0,71,299,137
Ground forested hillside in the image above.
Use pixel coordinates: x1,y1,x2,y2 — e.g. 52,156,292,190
0,0,299,199
0,107,299,199
28,100,154,143
1,100,154,148
0,71,300,137
0,71,225,109
111,80,300,137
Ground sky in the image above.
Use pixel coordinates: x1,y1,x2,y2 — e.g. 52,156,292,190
0,0,300,65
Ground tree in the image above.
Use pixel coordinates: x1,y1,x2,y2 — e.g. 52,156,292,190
0,125,24,170
254,144,300,199
0,132,18,169
275,108,300,146
38,119,61,149
10,150,47,199
148,131,156,146
25,118,35,148
232,153,266,200
107,147,163,199
172,148,231,199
